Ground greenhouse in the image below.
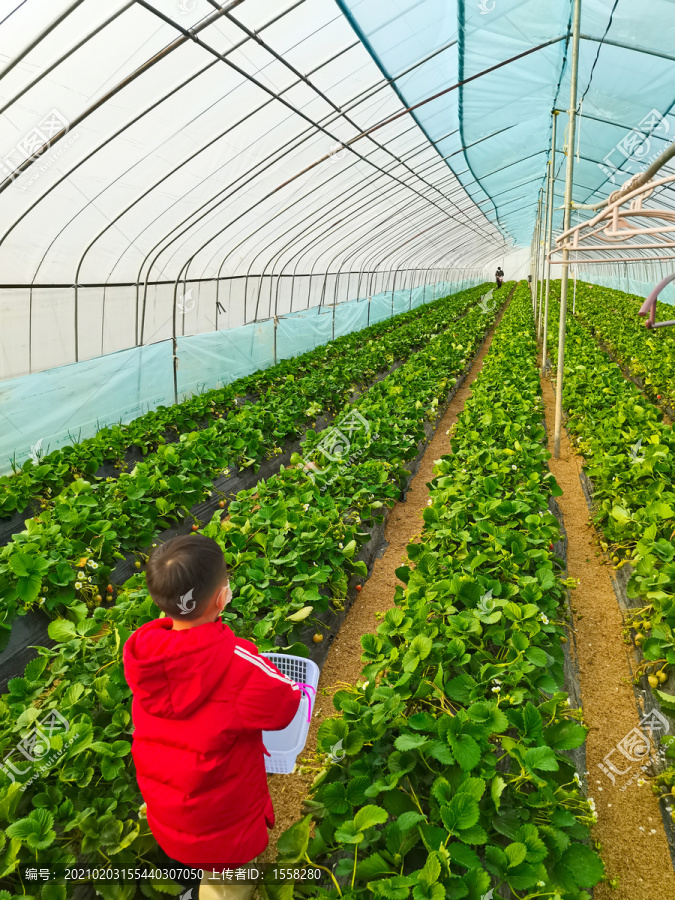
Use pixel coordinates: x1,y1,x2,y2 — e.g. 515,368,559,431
3,0,675,897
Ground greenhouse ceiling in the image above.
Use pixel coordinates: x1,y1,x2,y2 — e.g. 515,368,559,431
0,0,674,378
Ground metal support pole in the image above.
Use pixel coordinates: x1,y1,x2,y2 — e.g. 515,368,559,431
537,166,551,336
553,0,582,459
273,314,278,364
533,190,543,311
535,181,548,316
572,266,577,314
541,110,558,367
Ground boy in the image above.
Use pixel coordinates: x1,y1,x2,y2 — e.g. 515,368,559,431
123,534,302,892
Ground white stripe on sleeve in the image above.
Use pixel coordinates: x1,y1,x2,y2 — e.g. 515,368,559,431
234,647,300,689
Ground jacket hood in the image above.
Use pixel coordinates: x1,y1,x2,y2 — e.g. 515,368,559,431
123,618,235,718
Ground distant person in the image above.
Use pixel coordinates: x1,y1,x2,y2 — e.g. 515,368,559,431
495,267,504,289
124,534,302,899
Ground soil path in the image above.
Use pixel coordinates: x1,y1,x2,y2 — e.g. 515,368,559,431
261,305,508,860
540,372,675,899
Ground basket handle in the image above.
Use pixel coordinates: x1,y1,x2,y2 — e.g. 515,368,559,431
296,683,316,722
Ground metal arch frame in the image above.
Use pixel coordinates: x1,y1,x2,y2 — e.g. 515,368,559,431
0,3,136,118
258,159,464,321
0,0,250,195
158,122,497,352
127,34,505,340
209,128,475,320
386,230,487,292
234,134,438,318
344,212,484,313
0,0,89,83
200,125,501,319
0,0,550,383
210,128,442,322
6,0,524,292
330,172,466,308
16,0,317,357
307,176,483,317
358,212,482,302
262,141,486,319
215,5,500,250
2,14,464,278
138,10,499,293
321,210,455,315
1,0,524,324
8,0,312,278
149,85,464,326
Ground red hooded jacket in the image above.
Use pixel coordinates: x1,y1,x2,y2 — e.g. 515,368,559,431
123,618,302,867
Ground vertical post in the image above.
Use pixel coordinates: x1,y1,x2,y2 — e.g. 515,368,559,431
273,315,278,365
541,111,558,370
572,266,577,314
172,283,179,405
538,189,546,315
533,190,543,311
74,283,79,363
537,164,550,335
553,0,582,458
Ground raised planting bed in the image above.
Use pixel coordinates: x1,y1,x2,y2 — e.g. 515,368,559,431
545,288,675,864
271,283,603,899
0,289,513,892
0,284,503,651
570,280,675,416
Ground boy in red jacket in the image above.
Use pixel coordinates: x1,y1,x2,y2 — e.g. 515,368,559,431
123,534,302,895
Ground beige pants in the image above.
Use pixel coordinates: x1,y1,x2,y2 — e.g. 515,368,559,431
199,860,258,900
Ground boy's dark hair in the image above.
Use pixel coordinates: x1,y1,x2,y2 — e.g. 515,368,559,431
145,534,229,621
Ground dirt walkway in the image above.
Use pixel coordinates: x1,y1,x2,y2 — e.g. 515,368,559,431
540,373,675,899
262,307,508,860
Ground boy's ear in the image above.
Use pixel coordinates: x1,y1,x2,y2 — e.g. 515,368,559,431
217,583,231,610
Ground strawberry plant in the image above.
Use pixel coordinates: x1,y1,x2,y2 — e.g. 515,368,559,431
545,283,675,703
274,284,602,899
571,281,675,409
0,285,507,646
0,286,508,895
0,285,493,518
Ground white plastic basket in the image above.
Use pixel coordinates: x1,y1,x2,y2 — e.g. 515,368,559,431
261,653,320,775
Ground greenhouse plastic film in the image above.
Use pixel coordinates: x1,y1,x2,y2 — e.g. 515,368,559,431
176,318,275,400
0,279,472,473
0,341,174,474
